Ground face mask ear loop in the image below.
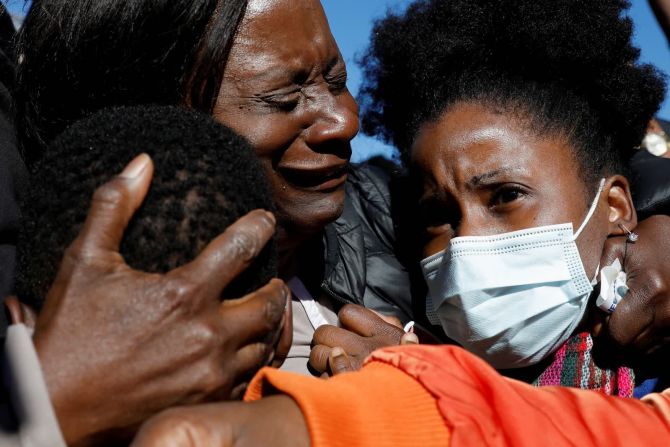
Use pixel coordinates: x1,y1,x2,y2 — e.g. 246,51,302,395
573,178,606,241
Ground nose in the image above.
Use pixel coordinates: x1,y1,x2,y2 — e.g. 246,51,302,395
303,89,359,158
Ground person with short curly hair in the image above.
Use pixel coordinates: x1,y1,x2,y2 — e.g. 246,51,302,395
16,105,277,309
356,0,668,395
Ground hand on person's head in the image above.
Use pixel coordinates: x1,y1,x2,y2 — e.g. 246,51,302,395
594,215,670,371
32,155,290,446
309,304,406,376
131,396,309,447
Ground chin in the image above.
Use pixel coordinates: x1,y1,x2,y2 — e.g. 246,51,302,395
276,189,346,247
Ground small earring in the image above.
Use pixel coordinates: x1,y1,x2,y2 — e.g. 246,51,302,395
619,223,639,243
281,184,287,192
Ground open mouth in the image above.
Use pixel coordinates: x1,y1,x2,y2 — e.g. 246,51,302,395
278,163,349,191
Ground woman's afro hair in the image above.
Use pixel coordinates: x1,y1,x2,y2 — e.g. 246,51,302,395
359,0,666,181
16,105,276,309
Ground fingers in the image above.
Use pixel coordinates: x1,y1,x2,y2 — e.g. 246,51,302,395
132,414,200,447
338,304,403,339
309,344,331,373
131,404,240,447
271,297,293,368
313,324,365,350
597,235,646,347
220,279,289,347
370,310,403,329
599,235,627,269
234,342,276,382
74,154,154,258
174,209,276,297
229,285,289,383
309,345,356,376
605,273,657,348
401,332,419,345
328,347,354,375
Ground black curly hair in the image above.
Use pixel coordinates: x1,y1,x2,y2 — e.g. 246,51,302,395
359,0,666,185
16,105,276,309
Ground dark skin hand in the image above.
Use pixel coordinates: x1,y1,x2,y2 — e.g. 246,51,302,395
31,154,292,446
309,304,407,376
594,215,670,371
131,396,309,447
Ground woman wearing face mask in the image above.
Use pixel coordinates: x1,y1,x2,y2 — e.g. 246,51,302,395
355,0,668,395
131,2,670,443
6,2,670,444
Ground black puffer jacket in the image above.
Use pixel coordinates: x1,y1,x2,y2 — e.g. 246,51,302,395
319,163,414,322
0,11,28,332
630,150,670,219
630,118,670,219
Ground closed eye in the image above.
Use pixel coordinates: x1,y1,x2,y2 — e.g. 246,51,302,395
324,56,348,94
325,71,348,94
260,92,300,112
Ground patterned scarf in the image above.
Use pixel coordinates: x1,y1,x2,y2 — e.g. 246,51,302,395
533,331,635,397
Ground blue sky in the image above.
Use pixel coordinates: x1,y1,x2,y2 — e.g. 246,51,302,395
322,0,670,160
4,0,670,161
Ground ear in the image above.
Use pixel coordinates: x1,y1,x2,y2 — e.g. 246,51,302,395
603,175,637,236
4,296,38,330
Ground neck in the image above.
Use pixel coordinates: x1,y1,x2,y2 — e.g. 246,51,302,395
278,246,300,280
277,232,327,295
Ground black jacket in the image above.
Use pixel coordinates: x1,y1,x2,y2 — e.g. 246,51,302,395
630,138,670,220
0,7,27,333
318,163,415,322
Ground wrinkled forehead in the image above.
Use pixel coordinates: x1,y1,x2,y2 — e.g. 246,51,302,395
410,102,581,191
228,0,338,78
240,0,331,44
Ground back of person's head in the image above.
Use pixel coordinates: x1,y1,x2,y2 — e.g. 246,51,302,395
15,0,248,166
359,0,666,186
16,105,276,310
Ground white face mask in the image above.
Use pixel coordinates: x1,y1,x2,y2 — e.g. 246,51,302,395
421,179,605,369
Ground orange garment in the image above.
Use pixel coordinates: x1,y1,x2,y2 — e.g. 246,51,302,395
246,345,670,447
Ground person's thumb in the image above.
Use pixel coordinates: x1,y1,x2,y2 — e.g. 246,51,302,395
74,154,154,258
329,347,354,375
599,235,628,269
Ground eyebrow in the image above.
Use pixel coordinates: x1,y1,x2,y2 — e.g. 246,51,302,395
466,167,525,188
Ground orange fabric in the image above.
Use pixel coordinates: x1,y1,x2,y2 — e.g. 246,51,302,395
246,345,670,447
245,362,449,447
370,345,670,446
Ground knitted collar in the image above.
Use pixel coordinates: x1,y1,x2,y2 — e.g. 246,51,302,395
532,332,635,397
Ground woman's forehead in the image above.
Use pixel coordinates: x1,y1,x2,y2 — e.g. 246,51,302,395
242,0,327,32
229,0,338,75
244,0,323,18
411,103,577,185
